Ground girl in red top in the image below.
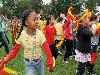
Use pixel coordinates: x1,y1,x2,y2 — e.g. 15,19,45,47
43,16,59,60
62,17,73,63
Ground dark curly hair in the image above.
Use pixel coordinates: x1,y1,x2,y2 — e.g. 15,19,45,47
46,16,51,25
17,9,35,39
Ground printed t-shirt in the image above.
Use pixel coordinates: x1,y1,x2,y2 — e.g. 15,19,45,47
16,29,46,61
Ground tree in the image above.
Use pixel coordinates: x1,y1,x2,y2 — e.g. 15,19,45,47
0,0,21,18
0,0,99,19
31,0,43,13
0,0,43,18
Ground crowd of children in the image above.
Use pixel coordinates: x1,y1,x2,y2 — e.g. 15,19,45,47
0,7,100,75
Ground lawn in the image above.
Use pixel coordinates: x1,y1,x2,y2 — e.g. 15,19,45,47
0,32,100,75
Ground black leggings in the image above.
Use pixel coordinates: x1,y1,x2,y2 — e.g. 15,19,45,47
64,39,73,61
0,33,9,54
0,34,9,48
76,62,94,75
49,44,59,59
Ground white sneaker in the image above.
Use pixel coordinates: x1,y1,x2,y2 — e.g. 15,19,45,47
92,74,96,75
58,51,63,55
98,46,100,48
65,61,69,64
69,56,73,59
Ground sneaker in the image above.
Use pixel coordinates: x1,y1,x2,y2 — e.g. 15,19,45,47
69,56,73,59
65,61,69,64
58,51,63,55
87,71,96,75
92,74,96,75
75,69,78,74
91,71,96,75
98,46,100,49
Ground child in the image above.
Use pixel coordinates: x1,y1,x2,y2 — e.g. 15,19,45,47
75,16,93,75
43,16,59,67
62,17,73,63
0,9,53,75
11,16,19,45
89,15,99,75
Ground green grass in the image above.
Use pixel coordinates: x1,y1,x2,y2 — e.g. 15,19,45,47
0,32,100,75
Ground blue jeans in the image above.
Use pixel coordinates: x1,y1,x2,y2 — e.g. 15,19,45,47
24,57,44,75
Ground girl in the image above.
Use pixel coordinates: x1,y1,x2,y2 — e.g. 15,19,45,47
11,16,19,45
62,17,73,63
54,17,64,55
89,15,99,75
0,9,53,75
75,16,93,75
43,16,59,67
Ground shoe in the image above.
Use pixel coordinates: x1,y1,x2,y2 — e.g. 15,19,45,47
92,74,96,75
91,71,96,75
65,61,69,64
98,46,100,48
69,56,73,59
97,46,100,51
58,51,63,55
87,71,96,75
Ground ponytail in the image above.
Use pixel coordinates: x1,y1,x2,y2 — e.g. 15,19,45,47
16,25,23,39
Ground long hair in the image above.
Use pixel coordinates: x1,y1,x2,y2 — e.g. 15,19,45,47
46,16,51,25
16,9,35,39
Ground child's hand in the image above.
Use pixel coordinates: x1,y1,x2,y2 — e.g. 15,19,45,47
90,61,94,65
90,52,97,65
0,58,5,70
49,68,54,72
47,67,54,72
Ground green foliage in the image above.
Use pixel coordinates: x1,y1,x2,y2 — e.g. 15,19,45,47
0,0,99,19
0,0,43,18
31,0,43,13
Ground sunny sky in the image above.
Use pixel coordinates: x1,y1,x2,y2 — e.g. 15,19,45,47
42,0,51,4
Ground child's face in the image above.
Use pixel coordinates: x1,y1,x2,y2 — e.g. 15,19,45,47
50,19,54,25
25,11,38,30
49,16,54,25
14,18,17,22
82,16,90,26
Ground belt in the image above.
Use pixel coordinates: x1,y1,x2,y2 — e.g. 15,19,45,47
25,57,41,62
